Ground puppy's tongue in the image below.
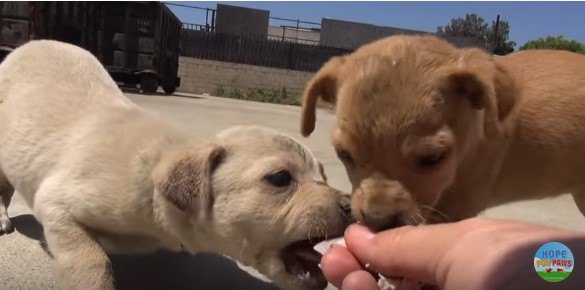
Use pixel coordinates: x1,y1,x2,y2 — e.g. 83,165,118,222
295,247,322,264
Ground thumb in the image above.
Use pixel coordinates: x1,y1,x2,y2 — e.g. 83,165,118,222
344,223,460,286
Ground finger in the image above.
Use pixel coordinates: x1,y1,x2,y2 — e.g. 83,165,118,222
321,245,363,288
341,270,379,290
344,223,463,286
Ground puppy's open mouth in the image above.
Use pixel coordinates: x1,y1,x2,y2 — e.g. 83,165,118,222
281,238,328,289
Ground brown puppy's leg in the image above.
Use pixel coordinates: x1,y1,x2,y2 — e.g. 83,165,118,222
0,169,14,235
572,192,585,217
42,211,114,290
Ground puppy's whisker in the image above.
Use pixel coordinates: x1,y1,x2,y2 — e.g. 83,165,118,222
420,205,450,222
408,215,418,226
414,212,427,225
412,212,426,226
239,239,248,257
307,223,314,243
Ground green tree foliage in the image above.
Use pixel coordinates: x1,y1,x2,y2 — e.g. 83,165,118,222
520,36,585,54
437,13,516,55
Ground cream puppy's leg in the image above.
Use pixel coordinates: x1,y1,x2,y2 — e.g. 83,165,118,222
0,169,14,235
36,180,114,290
46,224,114,290
42,212,114,290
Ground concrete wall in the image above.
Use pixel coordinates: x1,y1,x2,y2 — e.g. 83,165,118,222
178,57,313,96
319,18,488,51
215,4,269,37
320,18,429,49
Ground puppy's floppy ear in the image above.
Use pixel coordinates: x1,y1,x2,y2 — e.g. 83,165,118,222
442,70,503,138
300,56,345,137
492,62,517,123
154,143,225,220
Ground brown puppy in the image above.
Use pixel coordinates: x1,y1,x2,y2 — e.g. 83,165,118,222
300,34,585,231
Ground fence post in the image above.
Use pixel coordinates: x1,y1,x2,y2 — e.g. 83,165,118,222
237,34,242,61
205,8,209,29
282,26,285,41
492,14,500,53
286,42,294,70
211,9,216,32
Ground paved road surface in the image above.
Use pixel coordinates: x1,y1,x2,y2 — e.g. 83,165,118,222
1,92,584,290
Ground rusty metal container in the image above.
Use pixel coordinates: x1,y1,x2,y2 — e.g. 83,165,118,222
0,1,181,94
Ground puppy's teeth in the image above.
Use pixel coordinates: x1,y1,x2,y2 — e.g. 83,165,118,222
297,271,311,281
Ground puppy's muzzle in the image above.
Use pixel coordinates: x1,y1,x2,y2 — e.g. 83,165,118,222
362,212,404,232
352,175,417,232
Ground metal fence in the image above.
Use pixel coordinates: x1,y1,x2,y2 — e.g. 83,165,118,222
171,3,493,72
167,2,348,72
180,28,351,72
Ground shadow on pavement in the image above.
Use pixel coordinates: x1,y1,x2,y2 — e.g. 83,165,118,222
12,214,43,240
11,214,281,290
120,88,204,99
112,251,280,290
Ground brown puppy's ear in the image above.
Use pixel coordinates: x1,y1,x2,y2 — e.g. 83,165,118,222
443,71,503,138
300,56,345,137
493,62,518,123
444,72,487,109
154,144,225,220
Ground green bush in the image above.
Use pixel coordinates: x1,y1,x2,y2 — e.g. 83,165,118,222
212,86,300,106
520,36,585,54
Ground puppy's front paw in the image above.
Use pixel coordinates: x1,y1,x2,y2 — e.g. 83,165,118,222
0,216,14,235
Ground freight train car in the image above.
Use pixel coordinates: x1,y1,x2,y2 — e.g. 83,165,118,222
0,1,181,94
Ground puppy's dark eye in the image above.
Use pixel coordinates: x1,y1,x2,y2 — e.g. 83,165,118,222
416,153,445,168
336,149,354,164
265,170,293,187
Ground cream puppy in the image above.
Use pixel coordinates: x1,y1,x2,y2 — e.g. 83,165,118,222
0,40,351,290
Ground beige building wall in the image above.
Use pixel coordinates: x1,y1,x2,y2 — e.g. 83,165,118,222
267,26,321,44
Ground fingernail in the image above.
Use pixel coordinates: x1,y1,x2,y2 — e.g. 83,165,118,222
344,225,351,236
323,244,343,256
347,224,375,240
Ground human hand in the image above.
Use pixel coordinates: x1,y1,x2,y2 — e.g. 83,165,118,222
321,218,584,290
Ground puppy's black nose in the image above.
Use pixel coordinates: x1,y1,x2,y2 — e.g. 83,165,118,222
337,198,355,223
362,212,404,232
